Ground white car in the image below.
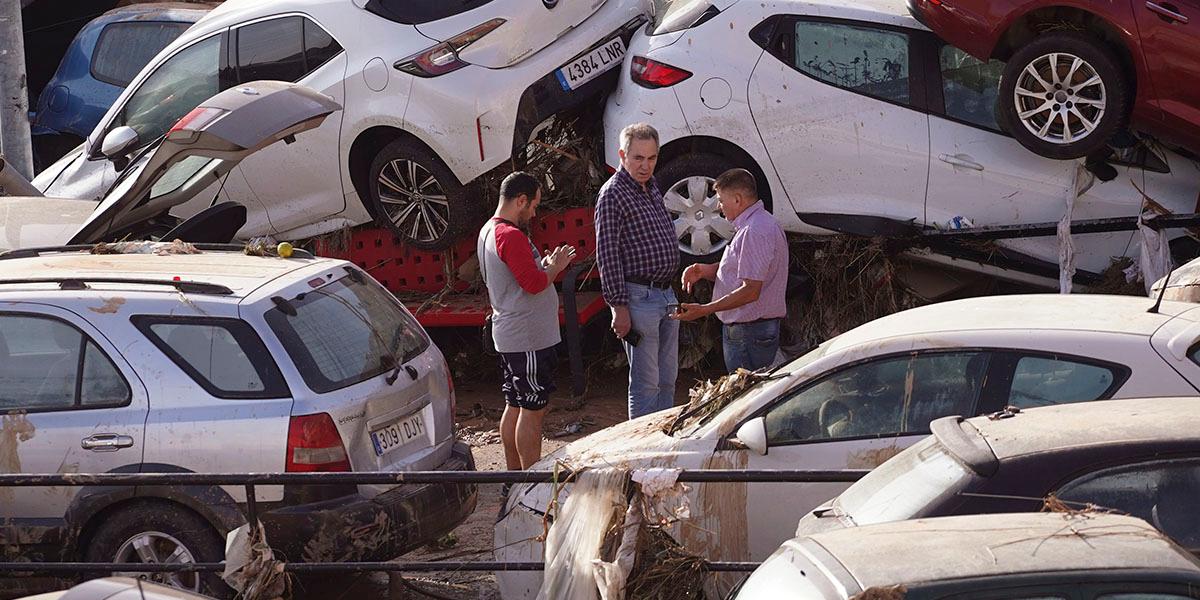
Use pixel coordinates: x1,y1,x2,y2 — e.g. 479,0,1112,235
603,0,1200,285
496,292,1200,598
34,0,650,249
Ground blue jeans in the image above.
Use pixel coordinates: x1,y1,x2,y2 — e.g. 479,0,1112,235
722,319,780,373
623,283,679,419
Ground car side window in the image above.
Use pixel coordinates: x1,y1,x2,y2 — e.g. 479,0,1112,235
939,45,1004,131
135,317,289,399
92,21,191,88
1056,459,1200,551
236,16,305,83
113,33,227,146
790,21,912,105
1004,355,1121,409
236,17,342,85
763,352,987,444
0,314,130,411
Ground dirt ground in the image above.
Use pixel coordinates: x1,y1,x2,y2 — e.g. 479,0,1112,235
296,366,705,600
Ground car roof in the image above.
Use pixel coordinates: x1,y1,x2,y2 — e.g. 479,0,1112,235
962,397,1200,461
98,2,216,22
808,513,1200,589
0,248,336,298
828,294,1194,353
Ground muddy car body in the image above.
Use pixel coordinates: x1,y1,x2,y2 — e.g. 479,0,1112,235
496,293,1200,598
604,0,1200,284
733,512,1200,599
794,397,1200,552
0,248,475,595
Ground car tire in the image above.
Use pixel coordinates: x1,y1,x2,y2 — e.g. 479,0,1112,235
367,138,476,250
85,502,231,598
655,153,741,264
998,31,1130,160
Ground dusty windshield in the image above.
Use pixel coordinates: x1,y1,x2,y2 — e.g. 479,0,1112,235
836,436,974,525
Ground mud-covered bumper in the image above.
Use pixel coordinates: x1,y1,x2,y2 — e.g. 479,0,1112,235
262,442,478,562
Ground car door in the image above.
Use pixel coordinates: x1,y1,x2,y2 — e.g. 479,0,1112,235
923,41,1142,275
739,350,990,559
1055,457,1200,553
746,17,929,224
0,306,147,560
1133,0,1200,142
230,15,348,236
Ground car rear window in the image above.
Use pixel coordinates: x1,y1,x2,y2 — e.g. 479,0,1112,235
92,21,191,87
134,316,290,399
265,272,430,394
363,0,497,25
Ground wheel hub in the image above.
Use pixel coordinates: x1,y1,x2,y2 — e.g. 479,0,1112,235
663,175,735,256
114,531,200,591
1013,51,1106,145
376,159,451,244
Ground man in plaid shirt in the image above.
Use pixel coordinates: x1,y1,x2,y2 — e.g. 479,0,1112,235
595,123,680,419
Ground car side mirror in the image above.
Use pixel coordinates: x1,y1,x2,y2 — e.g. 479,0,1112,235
734,417,768,456
100,126,139,162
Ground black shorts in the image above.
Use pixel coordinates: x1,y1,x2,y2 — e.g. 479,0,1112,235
499,347,558,410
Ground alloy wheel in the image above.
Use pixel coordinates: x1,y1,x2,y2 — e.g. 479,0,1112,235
1013,51,1106,145
663,176,734,256
377,159,451,244
113,531,200,591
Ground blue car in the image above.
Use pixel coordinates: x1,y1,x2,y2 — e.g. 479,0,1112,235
29,3,212,169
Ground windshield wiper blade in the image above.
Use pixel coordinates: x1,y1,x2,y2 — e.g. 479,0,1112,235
383,328,418,385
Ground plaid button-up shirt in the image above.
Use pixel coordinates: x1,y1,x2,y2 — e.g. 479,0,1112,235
594,168,679,306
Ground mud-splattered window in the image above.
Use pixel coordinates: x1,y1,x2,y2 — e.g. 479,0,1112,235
939,46,1004,131
1005,356,1118,409
1057,458,1200,551
764,352,987,444
0,314,129,410
134,316,289,400
791,21,911,105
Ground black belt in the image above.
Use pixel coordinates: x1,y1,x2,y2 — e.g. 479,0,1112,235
727,317,782,326
626,276,673,290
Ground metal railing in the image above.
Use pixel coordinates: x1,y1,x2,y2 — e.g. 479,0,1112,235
0,469,869,576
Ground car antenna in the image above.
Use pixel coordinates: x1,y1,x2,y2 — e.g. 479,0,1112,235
1148,266,1174,314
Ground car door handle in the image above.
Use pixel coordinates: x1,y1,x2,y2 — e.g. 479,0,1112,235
938,153,985,171
81,434,134,452
1147,1,1189,23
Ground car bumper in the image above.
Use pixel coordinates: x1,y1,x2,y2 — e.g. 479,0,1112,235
262,441,478,562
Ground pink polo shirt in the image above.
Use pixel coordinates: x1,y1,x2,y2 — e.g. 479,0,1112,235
712,201,789,324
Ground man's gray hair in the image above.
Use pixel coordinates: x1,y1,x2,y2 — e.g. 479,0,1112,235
619,123,660,152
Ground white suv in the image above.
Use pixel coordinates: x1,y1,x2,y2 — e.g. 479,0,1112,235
604,0,1200,284
0,246,474,595
34,0,650,250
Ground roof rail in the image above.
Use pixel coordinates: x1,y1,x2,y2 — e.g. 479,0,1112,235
0,278,234,295
0,243,314,260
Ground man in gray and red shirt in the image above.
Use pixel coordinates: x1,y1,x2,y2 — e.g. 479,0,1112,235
673,168,789,372
478,172,574,469
595,123,681,420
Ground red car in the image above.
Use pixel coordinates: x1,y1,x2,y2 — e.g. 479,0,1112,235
908,0,1200,160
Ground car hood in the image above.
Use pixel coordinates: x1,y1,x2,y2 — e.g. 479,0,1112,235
69,81,340,245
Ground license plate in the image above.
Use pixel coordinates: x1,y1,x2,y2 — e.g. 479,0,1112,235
555,36,626,92
370,412,426,457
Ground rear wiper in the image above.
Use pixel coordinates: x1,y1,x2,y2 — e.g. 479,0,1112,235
383,328,418,385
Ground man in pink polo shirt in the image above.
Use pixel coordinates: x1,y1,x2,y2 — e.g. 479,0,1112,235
672,168,789,372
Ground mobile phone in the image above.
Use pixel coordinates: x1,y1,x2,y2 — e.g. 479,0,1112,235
624,329,643,346
666,303,680,315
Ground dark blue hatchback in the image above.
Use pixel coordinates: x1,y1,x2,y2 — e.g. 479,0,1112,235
30,3,212,169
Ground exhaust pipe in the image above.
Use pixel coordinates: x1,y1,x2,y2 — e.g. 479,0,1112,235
0,155,41,197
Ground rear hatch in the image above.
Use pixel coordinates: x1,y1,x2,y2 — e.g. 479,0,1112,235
70,80,339,244
366,0,612,68
254,264,456,496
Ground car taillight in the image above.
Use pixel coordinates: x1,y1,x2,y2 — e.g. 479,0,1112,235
167,106,227,140
630,56,692,89
394,18,505,77
286,413,351,472
447,371,456,416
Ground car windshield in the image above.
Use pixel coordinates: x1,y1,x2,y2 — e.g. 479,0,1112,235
650,0,713,34
835,435,974,526
265,272,429,393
